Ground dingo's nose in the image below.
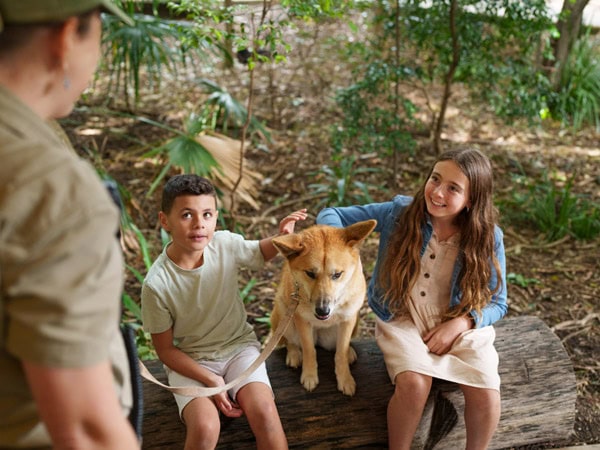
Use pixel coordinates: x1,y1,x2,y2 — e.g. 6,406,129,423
315,306,331,320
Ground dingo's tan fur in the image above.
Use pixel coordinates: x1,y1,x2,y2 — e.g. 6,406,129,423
270,220,376,396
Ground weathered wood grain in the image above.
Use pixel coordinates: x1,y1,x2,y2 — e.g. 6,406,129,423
140,316,576,449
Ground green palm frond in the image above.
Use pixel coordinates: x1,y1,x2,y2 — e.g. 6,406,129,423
196,78,271,140
165,135,220,176
101,14,201,104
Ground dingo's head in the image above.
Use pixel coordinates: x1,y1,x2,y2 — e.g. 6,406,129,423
273,220,376,320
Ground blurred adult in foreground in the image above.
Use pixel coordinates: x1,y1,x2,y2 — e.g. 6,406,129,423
0,1,140,448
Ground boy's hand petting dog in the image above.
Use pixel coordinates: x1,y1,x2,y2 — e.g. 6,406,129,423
423,316,474,355
279,209,308,235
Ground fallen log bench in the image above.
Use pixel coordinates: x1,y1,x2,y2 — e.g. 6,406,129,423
140,316,576,449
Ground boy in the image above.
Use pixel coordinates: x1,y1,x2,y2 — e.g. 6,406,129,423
141,174,306,450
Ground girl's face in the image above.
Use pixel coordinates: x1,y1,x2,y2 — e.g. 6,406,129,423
424,160,471,224
159,194,219,262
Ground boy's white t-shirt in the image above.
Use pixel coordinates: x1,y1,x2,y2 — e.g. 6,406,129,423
141,230,264,361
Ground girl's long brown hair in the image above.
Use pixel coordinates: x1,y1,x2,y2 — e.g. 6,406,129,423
378,148,502,319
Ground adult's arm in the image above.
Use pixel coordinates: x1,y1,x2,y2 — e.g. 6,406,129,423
22,360,139,450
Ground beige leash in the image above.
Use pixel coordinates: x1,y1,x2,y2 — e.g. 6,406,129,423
138,284,300,398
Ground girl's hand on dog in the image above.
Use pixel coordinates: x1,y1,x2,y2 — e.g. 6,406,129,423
279,209,308,235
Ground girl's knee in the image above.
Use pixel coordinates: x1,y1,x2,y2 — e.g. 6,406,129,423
394,371,432,396
461,385,501,409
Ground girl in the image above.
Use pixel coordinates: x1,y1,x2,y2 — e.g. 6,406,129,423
316,148,507,450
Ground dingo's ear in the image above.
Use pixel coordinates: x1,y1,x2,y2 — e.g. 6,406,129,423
344,219,377,247
273,234,305,259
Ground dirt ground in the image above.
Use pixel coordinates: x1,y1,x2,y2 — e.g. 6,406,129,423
62,15,598,449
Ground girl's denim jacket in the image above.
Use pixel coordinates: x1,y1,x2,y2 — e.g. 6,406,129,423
316,195,507,328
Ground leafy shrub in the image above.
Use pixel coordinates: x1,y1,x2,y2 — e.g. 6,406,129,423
501,173,600,241
101,14,189,105
332,61,418,158
506,272,540,288
101,0,231,106
196,79,270,140
308,155,380,208
399,0,553,125
549,34,600,131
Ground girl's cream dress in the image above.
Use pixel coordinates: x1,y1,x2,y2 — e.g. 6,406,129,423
376,233,500,390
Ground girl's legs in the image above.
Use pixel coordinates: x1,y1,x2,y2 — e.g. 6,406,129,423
236,382,288,450
182,397,221,450
460,385,501,450
387,371,433,450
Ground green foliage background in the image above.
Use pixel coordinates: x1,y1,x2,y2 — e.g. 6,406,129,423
91,0,600,354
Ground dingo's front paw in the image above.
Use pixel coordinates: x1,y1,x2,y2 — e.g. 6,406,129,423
337,373,356,396
286,346,302,368
300,370,319,392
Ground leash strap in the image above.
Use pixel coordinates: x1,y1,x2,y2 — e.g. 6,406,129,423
138,287,299,398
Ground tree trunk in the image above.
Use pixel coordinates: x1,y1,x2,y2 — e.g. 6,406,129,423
552,0,590,89
432,0,459,155
392,0,402,187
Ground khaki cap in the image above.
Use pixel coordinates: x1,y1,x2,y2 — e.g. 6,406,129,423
0,0,134,30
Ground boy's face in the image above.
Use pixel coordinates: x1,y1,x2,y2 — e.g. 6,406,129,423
159,194,218,258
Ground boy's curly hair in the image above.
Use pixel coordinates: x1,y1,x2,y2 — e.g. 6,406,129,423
161,174,217,213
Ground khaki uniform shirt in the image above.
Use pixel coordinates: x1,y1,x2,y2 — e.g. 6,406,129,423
0,86,132,448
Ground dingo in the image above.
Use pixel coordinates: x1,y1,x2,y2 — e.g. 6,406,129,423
270,220,377,396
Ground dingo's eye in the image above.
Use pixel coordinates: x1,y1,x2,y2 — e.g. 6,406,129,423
332,272,343,280
305,271,316,279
